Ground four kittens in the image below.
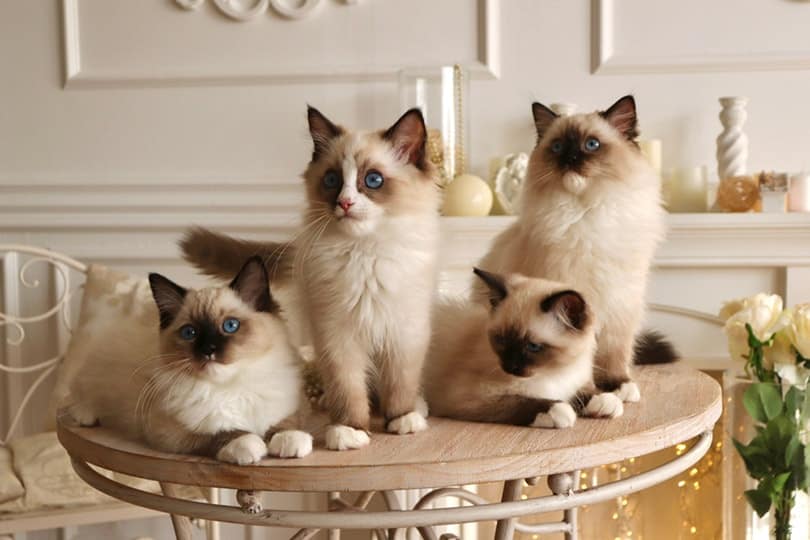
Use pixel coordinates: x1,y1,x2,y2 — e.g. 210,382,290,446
67,96,671,460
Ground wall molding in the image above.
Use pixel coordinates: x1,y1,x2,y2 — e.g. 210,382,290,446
174,0,359,22
61,0,501,88
591,0,810,74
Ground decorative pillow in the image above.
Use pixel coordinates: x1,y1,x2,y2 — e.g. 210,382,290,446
46,264,157,428
8,432,110,510
0,446,23,505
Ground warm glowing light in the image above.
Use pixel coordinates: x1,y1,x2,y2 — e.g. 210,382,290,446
521,494,528,500
628,457,635,463
677,480,686,487
676,444,687,451
581,472,588,479
689,468,698,476
691,526,697,534
621,498,628,507
581,483,588,490
612,512,619,520
693,481,701,490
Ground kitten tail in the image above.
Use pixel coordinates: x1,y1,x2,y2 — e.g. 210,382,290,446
633,331,679,365
179,227,293,284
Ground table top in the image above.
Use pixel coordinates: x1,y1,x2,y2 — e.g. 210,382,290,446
57,363,722,492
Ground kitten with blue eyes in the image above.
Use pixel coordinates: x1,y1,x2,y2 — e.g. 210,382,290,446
180,107,441,450
65,257,313,464
473,95,676,402
424,268,623,427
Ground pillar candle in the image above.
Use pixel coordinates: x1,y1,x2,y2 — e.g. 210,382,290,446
789,173,810,212
639,139,662,173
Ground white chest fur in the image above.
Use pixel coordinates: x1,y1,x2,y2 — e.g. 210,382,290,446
161,352,301,435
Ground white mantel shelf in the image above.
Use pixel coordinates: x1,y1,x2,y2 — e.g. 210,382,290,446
441,213,810,268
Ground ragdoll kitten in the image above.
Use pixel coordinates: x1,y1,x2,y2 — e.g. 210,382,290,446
180,107,441,450
425,268,623,427
473,95,675,401
65,257,313,464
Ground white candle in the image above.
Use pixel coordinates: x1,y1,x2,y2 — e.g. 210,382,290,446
668,166,708,213
639,139,662,173
789,172,810,212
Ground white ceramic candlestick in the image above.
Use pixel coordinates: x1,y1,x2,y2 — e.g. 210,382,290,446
716,97,749,181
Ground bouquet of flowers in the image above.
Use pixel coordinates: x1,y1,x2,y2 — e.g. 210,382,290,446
721,295,810,540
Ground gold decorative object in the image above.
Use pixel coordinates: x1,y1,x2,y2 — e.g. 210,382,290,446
426,128,450,186
716,175,761,212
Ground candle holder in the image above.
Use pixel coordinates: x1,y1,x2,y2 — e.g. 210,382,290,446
398,65,470,186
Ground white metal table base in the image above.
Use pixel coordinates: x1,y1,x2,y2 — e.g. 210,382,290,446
69,431,711,539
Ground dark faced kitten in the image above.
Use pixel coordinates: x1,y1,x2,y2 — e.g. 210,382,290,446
66,257,313,463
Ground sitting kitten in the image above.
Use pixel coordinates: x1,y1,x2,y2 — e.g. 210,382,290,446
65,257,313,464
473,96,676,401
425,268,623,427
180,107,441,450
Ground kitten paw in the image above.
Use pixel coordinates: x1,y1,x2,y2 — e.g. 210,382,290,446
236,490,262,514
387,411,428,435
325,425,370,451
267,430,313,459
584,393,624,418
615,381,641,403
532,402,577,429
67,402,98,426
415,396,430,418
216,434,266,465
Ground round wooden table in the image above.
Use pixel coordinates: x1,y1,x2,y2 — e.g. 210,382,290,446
57,364,721,540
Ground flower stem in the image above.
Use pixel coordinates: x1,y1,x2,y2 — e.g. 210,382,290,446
773,491,794,540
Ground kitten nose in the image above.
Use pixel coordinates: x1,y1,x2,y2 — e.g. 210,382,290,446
338,199,354,212
203,343,216,361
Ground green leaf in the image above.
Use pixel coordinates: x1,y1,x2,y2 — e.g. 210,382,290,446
771,472,792,495
733,437,771,478
786,434,801,469
785,387,804,418
745,488,773,517
744,383,784,423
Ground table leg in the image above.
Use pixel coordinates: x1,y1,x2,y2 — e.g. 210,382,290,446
328,492,341,540
159,482,194,540
493,479,523,540
548,471,579,540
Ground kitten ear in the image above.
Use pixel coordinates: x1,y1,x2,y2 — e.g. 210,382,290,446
473,267,508,309
148,273,188,329
229,256,280,314
600,95,639,141
307,105,343,161
383,108,427,169
541,290,589,331
531,102,558,142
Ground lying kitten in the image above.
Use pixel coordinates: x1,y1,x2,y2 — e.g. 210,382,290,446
181,107,441,450
65,257,312,464
425,268,623,427
473,95,675,400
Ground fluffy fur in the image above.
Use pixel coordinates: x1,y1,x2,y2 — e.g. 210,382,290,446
65,257,312,463
473,95,673,395
425,269,623,428
181,107,442,450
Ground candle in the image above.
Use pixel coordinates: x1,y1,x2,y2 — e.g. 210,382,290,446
639,139,662,173
789,172,810,212
668,166,708,213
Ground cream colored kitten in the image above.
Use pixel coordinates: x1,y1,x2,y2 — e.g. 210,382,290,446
425,268,623,427
181,107,441,450
474,96,674,400
65,257,312,464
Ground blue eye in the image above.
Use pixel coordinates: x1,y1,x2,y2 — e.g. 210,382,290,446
323,171,340,189
525,341,544,353
584,137,600,152
179,325,196,341
364,171,384,189
550,140,563,154
222,318,240,334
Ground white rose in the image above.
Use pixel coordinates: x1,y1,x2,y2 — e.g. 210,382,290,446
787,304,810,360
722,294,788,365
